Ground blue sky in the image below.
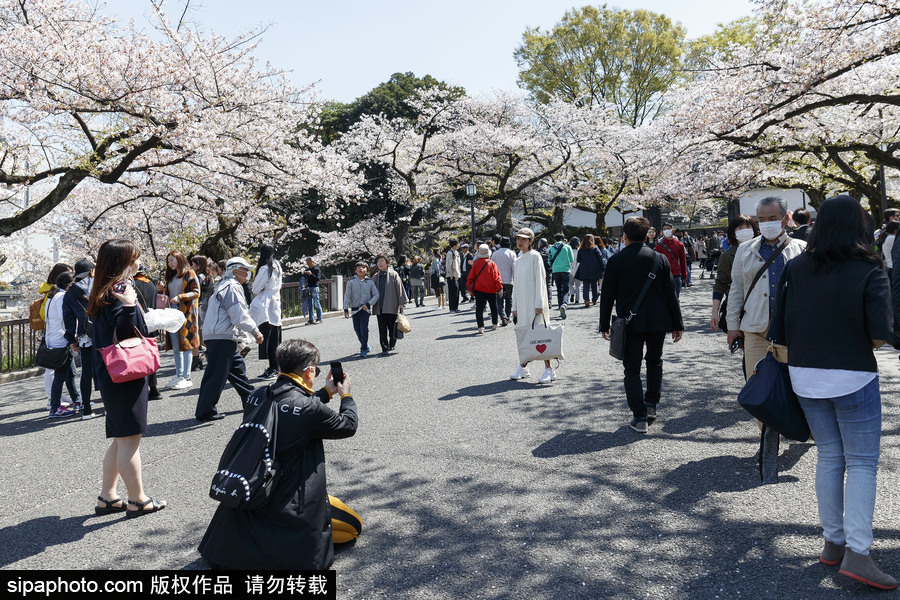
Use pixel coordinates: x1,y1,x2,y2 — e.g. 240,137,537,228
109,0,755,103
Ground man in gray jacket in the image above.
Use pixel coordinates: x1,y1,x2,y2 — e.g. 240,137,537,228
195,257,264,422
343,261,380,357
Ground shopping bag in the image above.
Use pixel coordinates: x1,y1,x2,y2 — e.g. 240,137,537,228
515,315,564,364
395,313,411,333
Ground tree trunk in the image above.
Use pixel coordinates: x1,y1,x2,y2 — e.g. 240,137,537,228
551,204,565,237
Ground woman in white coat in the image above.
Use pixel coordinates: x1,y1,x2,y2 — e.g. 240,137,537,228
250,244,283,380
509,228,555,384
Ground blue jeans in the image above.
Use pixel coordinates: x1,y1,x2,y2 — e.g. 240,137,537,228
673,275,682,298
169,333,192,379
305,287,323,322
798,376,881,554
50,352,80,412
552,272,570,308
352,309,370,351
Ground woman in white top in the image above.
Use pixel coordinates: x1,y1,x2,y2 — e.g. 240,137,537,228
509,228,555,384
45,271,81,418
250,244,283,380
877,221,898,276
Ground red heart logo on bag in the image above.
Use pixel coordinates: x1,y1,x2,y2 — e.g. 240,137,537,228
535,344,547,353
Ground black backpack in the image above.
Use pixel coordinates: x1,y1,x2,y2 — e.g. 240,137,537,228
209,386,283,509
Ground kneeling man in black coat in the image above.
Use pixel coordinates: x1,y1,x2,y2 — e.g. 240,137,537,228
199,338,358,570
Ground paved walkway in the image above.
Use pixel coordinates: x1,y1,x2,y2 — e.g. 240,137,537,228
0,274,898,599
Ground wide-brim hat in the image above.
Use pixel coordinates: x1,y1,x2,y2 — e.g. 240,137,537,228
515,227,535,240
476,244,491,259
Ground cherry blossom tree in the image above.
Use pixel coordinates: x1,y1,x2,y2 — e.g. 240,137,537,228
0,0,357,268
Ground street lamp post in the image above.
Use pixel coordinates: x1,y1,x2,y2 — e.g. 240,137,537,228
465,182,477,248
880,142,889,219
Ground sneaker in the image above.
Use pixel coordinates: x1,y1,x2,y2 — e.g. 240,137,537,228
46,400,71,410
70,402,83,412
501,319,509,327
360,349,368,357
538,367,554,384
49,407,76,418
173,378,193,390
314,320,322,324
164,376,181,388
510,365,530,380
477,327,485,335
148,390,162,401
645,403,657,425
81,412,97,421
629,419,648,433
258,368,277,381
560,305,567,320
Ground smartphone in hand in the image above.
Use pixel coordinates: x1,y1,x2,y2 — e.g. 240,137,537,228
330,361,345,383
112,280,128,294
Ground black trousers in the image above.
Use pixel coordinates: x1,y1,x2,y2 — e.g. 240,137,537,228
195,339,255,420
79,345,94,414
447,278,460,311
474,290,499,328
460,272,470,301
622,330,666,420
258,321,282,371
376,313,398,351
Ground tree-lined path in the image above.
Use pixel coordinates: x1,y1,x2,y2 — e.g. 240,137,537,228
1,282,898,598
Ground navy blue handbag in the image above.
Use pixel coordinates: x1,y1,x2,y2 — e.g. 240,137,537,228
737,352,810,442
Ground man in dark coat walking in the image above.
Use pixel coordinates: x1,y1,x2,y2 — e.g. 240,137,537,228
599,217,684,433
199,338,357,570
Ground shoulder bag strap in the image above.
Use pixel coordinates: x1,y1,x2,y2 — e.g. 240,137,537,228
471,261,489,286
549,244,563,268
738,240,790,323
626,268,657,323
658,240,677,262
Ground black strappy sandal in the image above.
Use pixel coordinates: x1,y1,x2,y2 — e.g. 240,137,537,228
95,496,127,515
125,497,167,519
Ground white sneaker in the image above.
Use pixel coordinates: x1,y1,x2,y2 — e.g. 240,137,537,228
538,368,554,384
173,378,193,390
510,365,531,380
164,377,181,388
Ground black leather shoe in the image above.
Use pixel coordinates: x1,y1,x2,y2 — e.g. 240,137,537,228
196,413,225,423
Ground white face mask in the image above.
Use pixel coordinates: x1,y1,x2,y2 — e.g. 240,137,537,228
662,229,673,238
758,221,784,240
735,228,755,243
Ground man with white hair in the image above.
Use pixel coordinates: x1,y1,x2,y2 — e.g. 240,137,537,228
727,196,806,483
194,257,264,422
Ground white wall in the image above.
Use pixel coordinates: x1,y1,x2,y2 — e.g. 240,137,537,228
738,188,814,217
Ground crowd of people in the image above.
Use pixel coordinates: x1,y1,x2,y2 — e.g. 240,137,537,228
24,193,899,587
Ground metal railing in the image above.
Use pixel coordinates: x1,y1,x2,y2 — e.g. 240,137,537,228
280,280,334,318
0,318,39,373
0,279,340,374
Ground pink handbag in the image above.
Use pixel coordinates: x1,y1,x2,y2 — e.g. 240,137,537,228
100,328,161,384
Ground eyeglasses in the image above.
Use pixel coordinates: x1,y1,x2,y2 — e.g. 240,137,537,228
306,365,320,377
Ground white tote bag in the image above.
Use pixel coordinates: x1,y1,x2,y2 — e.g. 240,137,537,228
515,315,564,364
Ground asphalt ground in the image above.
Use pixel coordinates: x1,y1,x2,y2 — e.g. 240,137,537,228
1,271,898,599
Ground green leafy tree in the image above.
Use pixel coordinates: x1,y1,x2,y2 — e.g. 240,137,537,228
514,5,686,127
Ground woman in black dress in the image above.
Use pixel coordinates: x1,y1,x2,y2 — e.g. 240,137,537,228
87,239,166,518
